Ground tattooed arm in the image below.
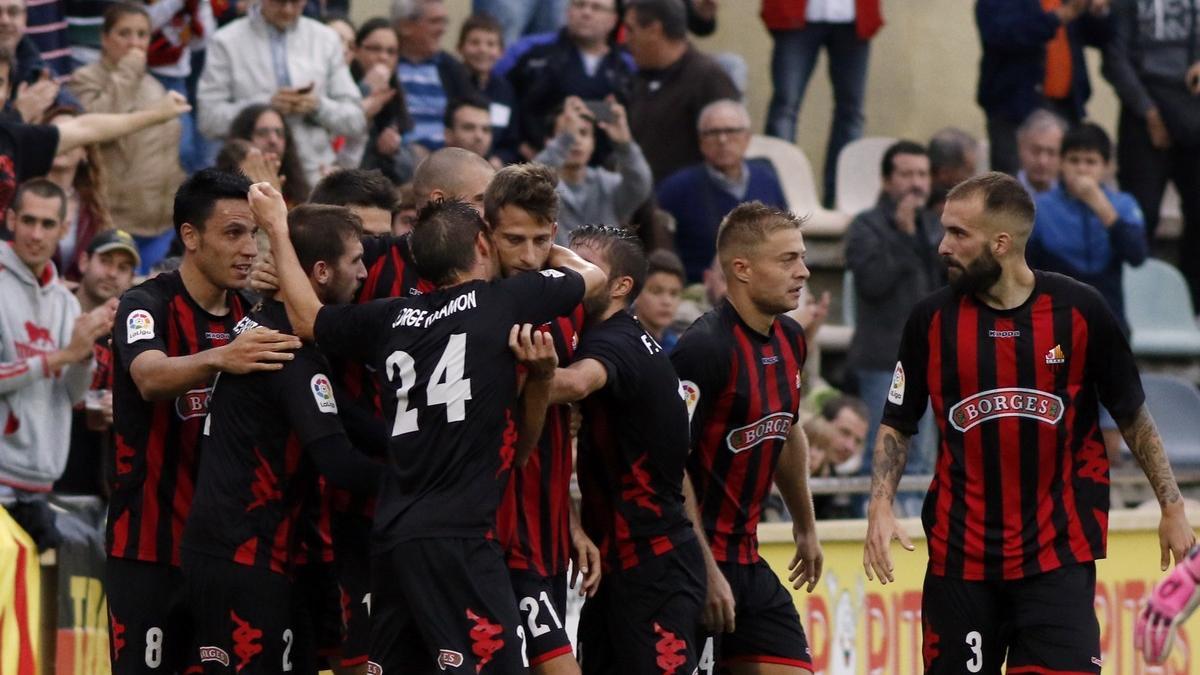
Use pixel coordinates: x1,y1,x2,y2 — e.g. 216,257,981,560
1118,404,1196,569
863,424,917,584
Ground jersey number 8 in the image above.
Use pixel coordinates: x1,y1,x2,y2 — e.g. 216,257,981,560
386,333,473,436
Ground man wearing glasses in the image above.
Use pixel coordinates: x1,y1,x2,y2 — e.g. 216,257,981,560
657,99,787,283
197,0,366,185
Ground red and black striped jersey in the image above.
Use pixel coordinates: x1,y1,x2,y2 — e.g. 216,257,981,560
357,233,435,303
670,300,807,564
107,271,251,566
496,305,585,577
882,272,1144,581
576,310,694,573
183,301,346,576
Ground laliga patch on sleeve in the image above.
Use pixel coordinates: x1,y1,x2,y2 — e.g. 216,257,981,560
126,310,155,344
540,268,565,278
679,379,700,422
310,374,339,414
888,362,905,406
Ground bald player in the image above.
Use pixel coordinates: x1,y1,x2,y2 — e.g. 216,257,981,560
411,146,496,212
864,172,1194,674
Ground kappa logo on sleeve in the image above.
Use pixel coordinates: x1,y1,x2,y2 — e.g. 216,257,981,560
539,268,565,278
887,362,905,405
126,310,155,343
311,374,338,414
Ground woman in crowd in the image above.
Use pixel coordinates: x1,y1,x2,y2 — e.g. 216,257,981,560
69,1,184,274
350,17,417,184
43,107,112,282
228,104,311,205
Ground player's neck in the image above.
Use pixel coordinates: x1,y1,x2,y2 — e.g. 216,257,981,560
726,292,773,336
976,262,1036,311
179,257,231,316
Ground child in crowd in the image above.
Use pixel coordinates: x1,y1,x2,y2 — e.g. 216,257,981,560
457,14,520,163
634,249,686,352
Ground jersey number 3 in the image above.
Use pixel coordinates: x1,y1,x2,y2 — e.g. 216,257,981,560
386,333,473,436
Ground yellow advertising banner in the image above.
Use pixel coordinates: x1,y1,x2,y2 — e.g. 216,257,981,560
758,511,1200,675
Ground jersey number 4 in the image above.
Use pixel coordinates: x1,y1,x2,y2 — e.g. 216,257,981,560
386,333,473,436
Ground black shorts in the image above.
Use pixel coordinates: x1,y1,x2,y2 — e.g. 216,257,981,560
106,556,195,675
332,513,373,668
368,538,526,675
292,560,344,673
922,562,1102,674
181,552,308,675
701,558,812,672
510,568,573,667
577,538,706,675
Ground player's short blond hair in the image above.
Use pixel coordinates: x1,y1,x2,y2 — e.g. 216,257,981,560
716,201,805,267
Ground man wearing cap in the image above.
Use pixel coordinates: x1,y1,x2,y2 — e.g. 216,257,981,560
53,229,139,496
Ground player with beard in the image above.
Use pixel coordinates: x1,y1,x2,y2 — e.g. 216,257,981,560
107,170,303,675
485,164,602,675
253,183,606,674
181,204,381,675
863,172,1195,674
670,202,822,674
550,225,704,675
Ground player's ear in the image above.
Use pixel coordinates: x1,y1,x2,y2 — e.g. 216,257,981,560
179,222,201,253
312,260,330,285
730,256,751,284
612,274,634,300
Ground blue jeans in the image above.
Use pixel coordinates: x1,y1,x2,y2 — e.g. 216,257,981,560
765,23,870,208
855,368,938,518
153,73,217,174
473,0,567,49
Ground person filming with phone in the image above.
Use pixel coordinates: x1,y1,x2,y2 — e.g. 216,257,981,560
197,0,366,185
533,95,651,243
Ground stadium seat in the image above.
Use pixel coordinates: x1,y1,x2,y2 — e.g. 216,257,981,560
746,135,849,237
834,136,895,216
1140,373,1200,467
1122,260,1200,358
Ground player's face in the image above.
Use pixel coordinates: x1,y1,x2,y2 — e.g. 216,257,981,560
79,250,136,302
572,241,615,318
349,204,392,235
491,205,556,277
189,199,259,290
325,235,367,304
634,271,682,333
939,197,1002,295
7,193,65,273
743,228,809,316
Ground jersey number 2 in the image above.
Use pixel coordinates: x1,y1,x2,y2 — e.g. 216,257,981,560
386,333,473,436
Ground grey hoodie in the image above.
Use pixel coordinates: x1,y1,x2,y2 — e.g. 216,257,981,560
0,243,91,492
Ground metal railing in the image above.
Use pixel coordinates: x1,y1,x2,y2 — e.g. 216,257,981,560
808,468,1200,495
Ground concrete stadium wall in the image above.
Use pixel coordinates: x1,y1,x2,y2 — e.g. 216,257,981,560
351,0,1121,202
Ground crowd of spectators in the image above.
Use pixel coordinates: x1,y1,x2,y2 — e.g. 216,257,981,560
1,0,1199,551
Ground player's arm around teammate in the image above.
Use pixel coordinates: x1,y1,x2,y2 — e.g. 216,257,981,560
510,323,559,467
249,183,325,338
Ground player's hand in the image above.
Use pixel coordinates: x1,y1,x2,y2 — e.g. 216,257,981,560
788,524,823,592
863,502,915,585
569,525,602,597
702,562,736,634
248,182,289,235
215,327,301,373
509,324,557,380
1158,502,1196,570
251,252,281,298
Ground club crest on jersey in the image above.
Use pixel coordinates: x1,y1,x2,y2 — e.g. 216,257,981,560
888,362,905,405
126,310,155,343
436,649,464,670
175,387,212,420
233,315,260,335
1045,344,1066,368
679,380,700,422
310,374,338,414
199,646,229,667
948,387,1064,432
726,412,793,453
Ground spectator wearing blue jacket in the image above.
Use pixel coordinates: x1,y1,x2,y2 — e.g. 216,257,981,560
975,0,1112,175
1028,122,1147,331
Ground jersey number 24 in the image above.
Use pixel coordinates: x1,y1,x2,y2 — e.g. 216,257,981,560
386,333,473,436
